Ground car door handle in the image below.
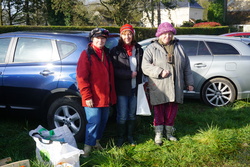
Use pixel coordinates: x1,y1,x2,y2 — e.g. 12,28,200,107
194,63,207,68
40,70,54,76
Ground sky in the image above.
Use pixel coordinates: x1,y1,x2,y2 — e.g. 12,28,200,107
84,0,99,5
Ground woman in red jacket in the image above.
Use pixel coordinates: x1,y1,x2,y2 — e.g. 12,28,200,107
76,28,116,157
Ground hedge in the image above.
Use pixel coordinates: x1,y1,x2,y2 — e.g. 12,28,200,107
0,25,230,41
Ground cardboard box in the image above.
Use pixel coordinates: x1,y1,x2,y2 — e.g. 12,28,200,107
0,158,30,167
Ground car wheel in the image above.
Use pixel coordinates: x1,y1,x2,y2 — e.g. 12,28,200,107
201,78,236,107
47,96,86,142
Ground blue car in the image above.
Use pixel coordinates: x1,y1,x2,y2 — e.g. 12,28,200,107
0,31,119,141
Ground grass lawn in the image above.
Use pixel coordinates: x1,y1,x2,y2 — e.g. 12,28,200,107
1,99,250,167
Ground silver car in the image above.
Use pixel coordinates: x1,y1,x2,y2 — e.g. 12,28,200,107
139,35,250,107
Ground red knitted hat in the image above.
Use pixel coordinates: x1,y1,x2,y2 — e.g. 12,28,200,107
120,24,135,35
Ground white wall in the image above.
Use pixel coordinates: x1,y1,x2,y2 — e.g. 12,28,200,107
233,24,250,32
142,7,204,27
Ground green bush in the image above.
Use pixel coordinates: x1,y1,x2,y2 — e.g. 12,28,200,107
0,25,230,41
181,21,194,27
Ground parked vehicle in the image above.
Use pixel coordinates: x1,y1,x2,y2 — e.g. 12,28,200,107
220,32,250,38
139,35,250,107
0,31,120,141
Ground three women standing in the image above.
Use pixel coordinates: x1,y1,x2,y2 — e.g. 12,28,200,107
77,22,194,157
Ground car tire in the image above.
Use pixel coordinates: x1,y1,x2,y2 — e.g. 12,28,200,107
201,78,236,107
47,96,86,142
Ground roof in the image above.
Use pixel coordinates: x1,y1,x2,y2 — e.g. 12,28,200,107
177,1,203,9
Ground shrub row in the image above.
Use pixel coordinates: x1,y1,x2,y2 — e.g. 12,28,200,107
0,25,230,41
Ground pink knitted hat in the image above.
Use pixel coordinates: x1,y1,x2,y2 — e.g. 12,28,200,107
155,22,176,37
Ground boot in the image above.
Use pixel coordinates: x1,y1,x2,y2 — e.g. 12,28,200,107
116,123,126,147
127,120,136,146
94,139,103,150
154,125,164,146
165,126,177,141
82,144,92,158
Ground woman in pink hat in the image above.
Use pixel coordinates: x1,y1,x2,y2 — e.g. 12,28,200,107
110,24,144,147
142,22,194,145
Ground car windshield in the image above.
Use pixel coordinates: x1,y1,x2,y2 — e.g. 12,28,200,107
105,36,119,49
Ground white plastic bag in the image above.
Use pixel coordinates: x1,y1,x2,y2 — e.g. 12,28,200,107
29,125,83,167
32,137,83,167
29,125,77,148
136,82,151,116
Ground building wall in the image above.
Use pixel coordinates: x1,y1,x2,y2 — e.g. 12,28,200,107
142,7,203,27
168,8,190,26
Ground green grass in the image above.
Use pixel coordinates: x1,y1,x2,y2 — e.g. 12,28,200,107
1,99,250,167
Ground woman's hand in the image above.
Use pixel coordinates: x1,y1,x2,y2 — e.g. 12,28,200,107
132,71,137,78
86,99,94,107
161,70,170,78
187,85,194,91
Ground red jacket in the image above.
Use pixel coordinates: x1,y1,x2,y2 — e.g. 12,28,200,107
76,44,116,107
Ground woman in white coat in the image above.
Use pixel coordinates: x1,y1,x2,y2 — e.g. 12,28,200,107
142,22,194,145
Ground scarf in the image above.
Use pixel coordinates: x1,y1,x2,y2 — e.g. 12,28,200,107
123,44,133,56
91,43,103,59
158,39,175,64
91,43,108,67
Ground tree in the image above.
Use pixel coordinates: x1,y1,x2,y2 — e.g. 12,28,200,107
223,0,227,23
99,0,143,26
51,0,76,26
1,0,50,25
207,0,224,24
51,0,89,26
46,0,65,25
71,1,90,26
0,0,3,25
22,0,48,25
2,0,24,25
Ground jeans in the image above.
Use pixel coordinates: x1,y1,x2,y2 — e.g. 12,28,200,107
116,89,137,124
84,107,110,146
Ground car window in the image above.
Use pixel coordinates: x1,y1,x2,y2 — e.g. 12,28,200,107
57,41,77,59
0,38,11,63
206,42,239,55
14,38,54,63
105,36,119,49
179,40,211,56
243,35,250,38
